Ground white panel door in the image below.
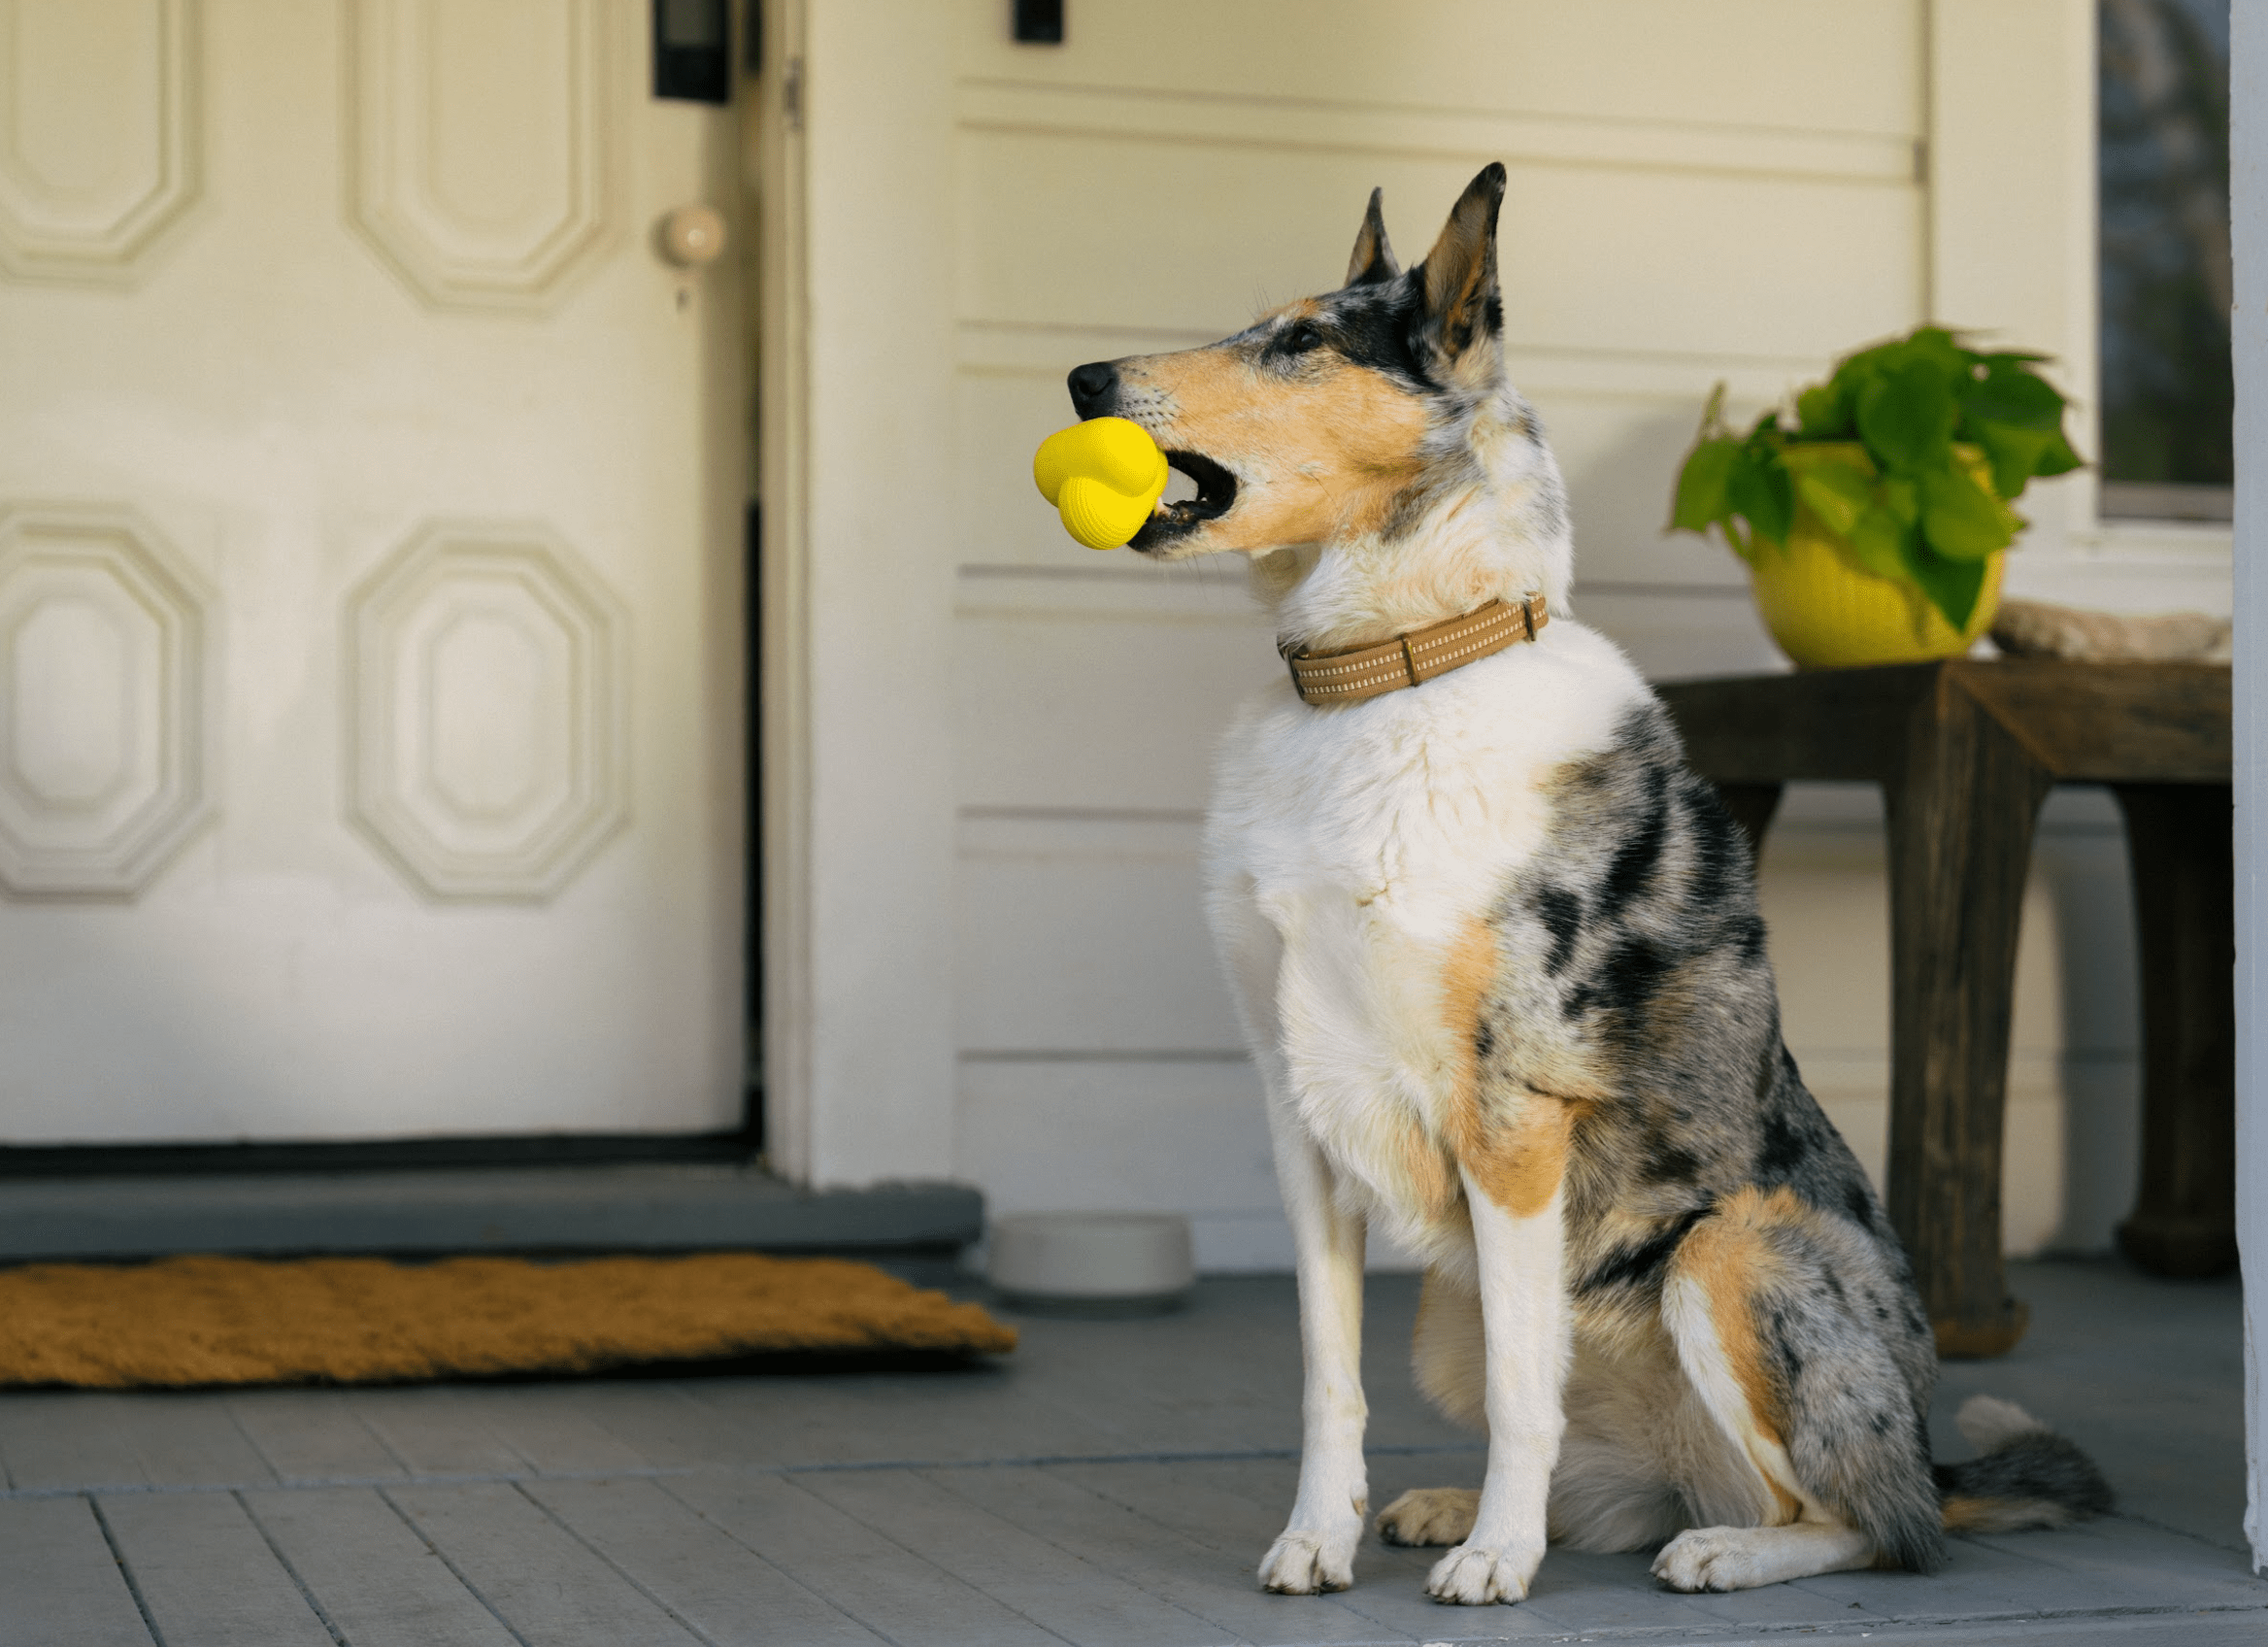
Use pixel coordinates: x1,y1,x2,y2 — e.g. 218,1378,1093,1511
0,0,745,1142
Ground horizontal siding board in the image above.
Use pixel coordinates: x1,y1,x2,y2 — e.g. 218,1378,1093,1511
957,134,1919,360
956,0,1922,140
958,84,1918,184
953,599,1269,813
956,815,1241,1051
957,1058,1274,1224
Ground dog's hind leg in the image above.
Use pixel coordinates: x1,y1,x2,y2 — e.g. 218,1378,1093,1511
1255,1092,1371,1594
1651,1188,1941,1592
1377,1269,1483,1547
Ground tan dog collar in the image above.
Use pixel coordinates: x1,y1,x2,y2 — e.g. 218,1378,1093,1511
1284,593,1550,705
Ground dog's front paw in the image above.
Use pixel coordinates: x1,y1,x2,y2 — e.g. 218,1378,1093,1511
1424,1539,1542,1605
1377,1487,1480,1547
1651,1527,1763,1593
1258,1528,1358,1595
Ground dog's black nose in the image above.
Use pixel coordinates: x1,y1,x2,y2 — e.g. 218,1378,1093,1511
1067,361,1118,417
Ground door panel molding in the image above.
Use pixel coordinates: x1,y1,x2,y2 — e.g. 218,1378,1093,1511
0,504,211,896
346,0,617,312
0,0,202,286
346,521,628,901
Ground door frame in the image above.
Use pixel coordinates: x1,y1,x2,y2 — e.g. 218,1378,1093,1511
754,0,962,1188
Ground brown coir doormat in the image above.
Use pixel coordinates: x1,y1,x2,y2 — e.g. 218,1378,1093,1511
0,1253,1017,1389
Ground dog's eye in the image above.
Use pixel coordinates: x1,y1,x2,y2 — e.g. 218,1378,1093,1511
1284,320,1325,354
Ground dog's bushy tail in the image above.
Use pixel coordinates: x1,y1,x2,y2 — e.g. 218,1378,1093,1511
1934,1395,2114,1532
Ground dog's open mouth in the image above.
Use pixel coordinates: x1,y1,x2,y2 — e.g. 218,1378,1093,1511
1130,452,1238,552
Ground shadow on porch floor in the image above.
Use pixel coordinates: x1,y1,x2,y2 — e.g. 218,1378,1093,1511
0,1258,2256,1646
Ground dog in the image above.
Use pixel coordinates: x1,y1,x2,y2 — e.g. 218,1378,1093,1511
1063,164,2111,1604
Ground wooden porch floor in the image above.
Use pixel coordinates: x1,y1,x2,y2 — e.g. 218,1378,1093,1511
1,1258,2259,1646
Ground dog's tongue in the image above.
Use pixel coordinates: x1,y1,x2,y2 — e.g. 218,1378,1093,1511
1033,419,1168,550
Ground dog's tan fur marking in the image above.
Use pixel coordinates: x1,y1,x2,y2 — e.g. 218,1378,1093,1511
1436,916,1574,1218
1117,349,1429,554
1678,1189,1796,1442
1463,1093,1578,1220
1671,1186,1819,1525
1440,915,1498,1108
1397,1121,1464,1223
1941,1496,2071,1533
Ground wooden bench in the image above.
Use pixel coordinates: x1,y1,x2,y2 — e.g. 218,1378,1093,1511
1656,660,2233,1358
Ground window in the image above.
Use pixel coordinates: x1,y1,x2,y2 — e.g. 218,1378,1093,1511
2099,0,2232,521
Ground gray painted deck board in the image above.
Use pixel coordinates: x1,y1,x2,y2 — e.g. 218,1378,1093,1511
386,1479,704,1645
242,1486,521,1647
229,1391,409,1484
663,1470,1067,1647
525,1475,891,1647
1783,1529,2196,1620
533,1381,787,1472
800,1464,1231,1647
0,1260,2258,1647
682,1364,1132,1468
937,1462,1409,1646
95,1492,332,1647
0,1496,158,1647
348,1388,538,1478
0,1393,275,1492
447,1382,659,1476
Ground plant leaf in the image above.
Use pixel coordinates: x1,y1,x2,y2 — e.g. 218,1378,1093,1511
1844,504,1914,580
1900,538,1988,633
1898,326,1971,378
1796,382,1851,439
1856,357,1957,472
1960,362,2064,430
2035,429,2084,477
1968,420,2055,499
1727,450,1794,547
1878,474,1920,527
1671,436,1742,532
1787,454,1873,538
1920,465,2015,560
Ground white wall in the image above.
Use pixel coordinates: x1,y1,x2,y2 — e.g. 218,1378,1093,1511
772,1,2232,1269
2228,0,2266,1576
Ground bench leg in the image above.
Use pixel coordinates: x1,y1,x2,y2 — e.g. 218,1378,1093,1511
2111,784,2237,1278
1884,682,2051,1359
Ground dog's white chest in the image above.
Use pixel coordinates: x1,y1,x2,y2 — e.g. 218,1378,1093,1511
1205,626,1647,1227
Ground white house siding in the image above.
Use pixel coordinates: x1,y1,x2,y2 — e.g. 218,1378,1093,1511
775,1,2231,1263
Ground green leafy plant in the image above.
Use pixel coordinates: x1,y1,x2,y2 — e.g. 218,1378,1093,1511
1668,327,2085,631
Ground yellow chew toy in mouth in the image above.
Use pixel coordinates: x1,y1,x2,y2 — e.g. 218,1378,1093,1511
1033,418,1169,550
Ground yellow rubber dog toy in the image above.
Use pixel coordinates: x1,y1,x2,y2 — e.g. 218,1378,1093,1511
1033,418,1168,550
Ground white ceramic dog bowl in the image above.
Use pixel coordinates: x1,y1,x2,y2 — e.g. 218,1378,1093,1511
986,1212,1194,1313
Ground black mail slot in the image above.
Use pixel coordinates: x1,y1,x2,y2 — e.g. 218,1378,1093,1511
654,0,731,103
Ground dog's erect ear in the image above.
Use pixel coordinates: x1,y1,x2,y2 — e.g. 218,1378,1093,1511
1345,186,1398,286
1416,163,1506,380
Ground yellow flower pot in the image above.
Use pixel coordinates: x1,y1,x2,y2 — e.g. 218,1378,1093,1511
1748,444,2005,670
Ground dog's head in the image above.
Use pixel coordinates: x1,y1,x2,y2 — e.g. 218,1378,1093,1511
1066,163,1564,605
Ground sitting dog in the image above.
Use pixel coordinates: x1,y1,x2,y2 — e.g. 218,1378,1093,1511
1063,164,2110,1604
